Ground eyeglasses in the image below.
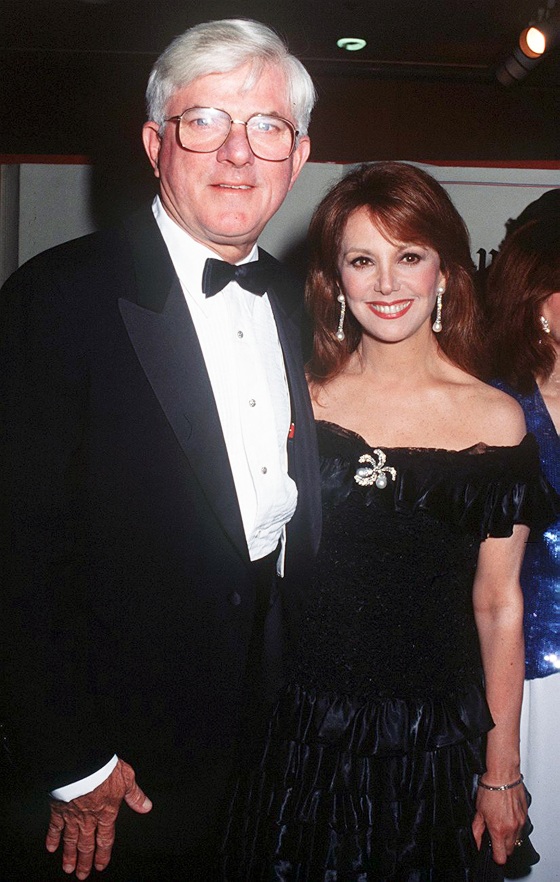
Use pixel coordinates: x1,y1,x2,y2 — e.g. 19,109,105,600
163,106,299,162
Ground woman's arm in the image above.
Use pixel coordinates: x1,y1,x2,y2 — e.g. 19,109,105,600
471,523,528,863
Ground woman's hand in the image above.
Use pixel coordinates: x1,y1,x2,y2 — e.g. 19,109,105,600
472,520,529,865
472,782,527,864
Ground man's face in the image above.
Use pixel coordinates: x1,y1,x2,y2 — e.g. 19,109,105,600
143,62,310,262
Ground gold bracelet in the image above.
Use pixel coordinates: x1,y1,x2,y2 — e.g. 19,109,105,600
477,773,524,792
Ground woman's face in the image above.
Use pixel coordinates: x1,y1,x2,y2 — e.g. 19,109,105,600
337,207,446,344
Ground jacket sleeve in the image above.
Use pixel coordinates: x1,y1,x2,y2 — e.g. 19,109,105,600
0,253,116,790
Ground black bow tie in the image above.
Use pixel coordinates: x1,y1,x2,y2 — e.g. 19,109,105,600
202,257,270,298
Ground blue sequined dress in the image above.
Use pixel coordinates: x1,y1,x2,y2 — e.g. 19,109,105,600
221,422,558,881
491,381,560,882
492,381,560,680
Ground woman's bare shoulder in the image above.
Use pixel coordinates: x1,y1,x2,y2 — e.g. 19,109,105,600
462,377,527,446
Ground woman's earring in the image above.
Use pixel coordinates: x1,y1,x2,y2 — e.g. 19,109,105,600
432,286,444,334
540,315,551,335
336,293,346,341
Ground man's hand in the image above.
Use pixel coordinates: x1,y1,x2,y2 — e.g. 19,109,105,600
46,758,152,879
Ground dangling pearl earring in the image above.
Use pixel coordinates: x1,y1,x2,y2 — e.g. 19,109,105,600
540,315,551,335
432,286,445,334
336,292,346,341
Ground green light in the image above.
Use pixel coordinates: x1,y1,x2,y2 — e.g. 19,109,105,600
337,37,367,51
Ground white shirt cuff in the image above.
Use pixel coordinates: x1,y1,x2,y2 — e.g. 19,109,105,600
50,754,118,802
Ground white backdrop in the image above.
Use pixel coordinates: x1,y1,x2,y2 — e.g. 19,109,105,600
0,160,558,287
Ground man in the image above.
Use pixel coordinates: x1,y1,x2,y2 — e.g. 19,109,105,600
0,19,321,880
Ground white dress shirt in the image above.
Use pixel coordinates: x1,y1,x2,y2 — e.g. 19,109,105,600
51,197,297,801
153,197,297,563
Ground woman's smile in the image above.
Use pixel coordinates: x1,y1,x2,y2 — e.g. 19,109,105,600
338,207,446,343
367,299,414,320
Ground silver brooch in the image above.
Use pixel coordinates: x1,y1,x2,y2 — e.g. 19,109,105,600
354,449,397,490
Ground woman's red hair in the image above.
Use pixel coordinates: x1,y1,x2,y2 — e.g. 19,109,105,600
485,218,560,393
305,161,484,383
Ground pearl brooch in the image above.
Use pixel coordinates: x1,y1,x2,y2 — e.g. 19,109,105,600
354,450,396,489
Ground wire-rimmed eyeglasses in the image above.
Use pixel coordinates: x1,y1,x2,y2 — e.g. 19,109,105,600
162,106,299,162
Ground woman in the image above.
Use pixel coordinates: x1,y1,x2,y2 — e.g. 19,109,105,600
486,215,560,881
221,163,556,880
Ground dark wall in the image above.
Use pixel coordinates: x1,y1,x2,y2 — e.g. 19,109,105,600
1,50,558,170
310,75,560,163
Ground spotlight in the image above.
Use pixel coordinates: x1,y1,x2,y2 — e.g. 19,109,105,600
497,9,560,85
519,26,546,57
496,45,544,84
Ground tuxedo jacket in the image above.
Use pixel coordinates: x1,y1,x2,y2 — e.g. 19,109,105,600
0,205,321,841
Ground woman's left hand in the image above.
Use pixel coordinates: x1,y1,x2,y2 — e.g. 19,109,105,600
472,783,528,864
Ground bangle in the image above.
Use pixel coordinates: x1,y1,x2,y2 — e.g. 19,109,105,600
478,773,524,792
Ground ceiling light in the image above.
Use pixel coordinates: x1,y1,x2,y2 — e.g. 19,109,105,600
497,7,560,85
519,26,546,57
496,45,544,84
337,37,367,51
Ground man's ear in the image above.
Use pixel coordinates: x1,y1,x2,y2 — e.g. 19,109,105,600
142,123,162,178
288,135,311,191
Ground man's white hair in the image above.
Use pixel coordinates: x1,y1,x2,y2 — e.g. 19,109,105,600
146,19,316,136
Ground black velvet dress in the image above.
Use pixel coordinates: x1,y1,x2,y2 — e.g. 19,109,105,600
221,422,557,881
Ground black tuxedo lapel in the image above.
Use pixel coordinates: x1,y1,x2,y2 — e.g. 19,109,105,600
265,258,322,552
119,209,248,562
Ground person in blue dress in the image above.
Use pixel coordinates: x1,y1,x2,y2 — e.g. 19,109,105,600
486,209,560,881
221,162,555,881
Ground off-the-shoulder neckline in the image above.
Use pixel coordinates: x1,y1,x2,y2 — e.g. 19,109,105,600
315,419,531,455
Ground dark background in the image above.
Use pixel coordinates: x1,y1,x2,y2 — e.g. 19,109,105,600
1,1,558,230
2,0,559,163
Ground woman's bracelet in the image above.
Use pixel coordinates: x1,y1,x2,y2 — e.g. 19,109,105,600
477,773,524,792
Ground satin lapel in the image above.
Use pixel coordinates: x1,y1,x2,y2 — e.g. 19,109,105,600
119,211,248,561
265,262,322,553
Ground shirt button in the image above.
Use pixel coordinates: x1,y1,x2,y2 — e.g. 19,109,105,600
237,330,244,338
228,591,242,607
249,399,256,407
261,466,268,474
